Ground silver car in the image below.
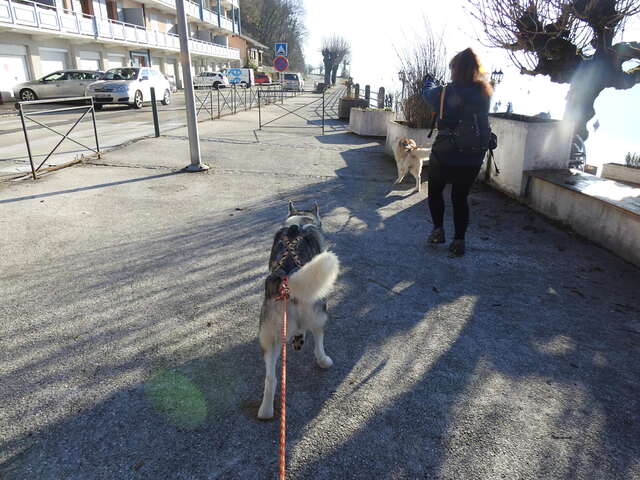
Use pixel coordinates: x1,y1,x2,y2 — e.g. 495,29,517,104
86,67,171,109
15,70,103,102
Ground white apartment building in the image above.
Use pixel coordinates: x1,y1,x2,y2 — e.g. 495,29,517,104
0,0,244,100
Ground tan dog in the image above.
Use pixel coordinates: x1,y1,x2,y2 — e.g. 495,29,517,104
392,138,430,193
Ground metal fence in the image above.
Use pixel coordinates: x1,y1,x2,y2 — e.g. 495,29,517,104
193,84,301,120
17,96,100,180
257,88,326,134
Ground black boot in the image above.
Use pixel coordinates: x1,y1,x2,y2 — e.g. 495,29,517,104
427,227,445,244
448,239,465,257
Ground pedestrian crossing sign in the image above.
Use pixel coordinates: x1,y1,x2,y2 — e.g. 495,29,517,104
275,43,288,57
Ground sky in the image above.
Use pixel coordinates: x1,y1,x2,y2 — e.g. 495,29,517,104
301,0,640,167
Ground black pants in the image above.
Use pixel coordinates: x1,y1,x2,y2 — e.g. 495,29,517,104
428,162,481,240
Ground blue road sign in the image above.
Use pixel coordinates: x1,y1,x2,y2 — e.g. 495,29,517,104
275,43,288,57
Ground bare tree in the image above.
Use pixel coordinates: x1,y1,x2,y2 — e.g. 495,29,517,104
321,36,351,85
241,0,307,71
468,0,640,140
396,21,448,128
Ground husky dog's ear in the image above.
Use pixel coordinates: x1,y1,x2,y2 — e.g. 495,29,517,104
313,202,320,218
288,200,295,215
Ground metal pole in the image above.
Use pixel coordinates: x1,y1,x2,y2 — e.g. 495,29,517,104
89,99,101,157
175,0,208,172
322,89,325,135
217,87,221,119
209,87,213,120
18,103,37,180
258,90,262,129
150,87,160,138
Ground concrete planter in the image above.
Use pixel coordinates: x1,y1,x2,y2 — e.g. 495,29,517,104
338,98,368,120
349,108,394,137
601,163,640,186
384,120,433,159
479,113,572,198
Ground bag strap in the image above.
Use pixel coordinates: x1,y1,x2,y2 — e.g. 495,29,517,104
439,84,447,122
429,85,447,139
488,149,500,176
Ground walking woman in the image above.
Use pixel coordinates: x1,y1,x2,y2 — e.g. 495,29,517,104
422,48,493,257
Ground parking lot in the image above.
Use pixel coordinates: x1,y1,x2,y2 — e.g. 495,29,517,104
0,92,190,177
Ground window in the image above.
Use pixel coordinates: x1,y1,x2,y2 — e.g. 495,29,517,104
106,0,117,20
102,68,139,80
42,71,66,81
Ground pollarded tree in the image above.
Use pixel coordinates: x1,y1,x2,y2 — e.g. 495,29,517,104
468,0,640,140
321,36,351,85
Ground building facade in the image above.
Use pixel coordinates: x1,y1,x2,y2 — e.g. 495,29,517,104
0,0,244,100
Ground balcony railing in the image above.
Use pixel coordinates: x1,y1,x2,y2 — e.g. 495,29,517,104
220,14,232,31
144,0,235,32
0,0,240,60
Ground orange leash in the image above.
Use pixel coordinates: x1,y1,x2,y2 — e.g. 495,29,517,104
277,277,290,480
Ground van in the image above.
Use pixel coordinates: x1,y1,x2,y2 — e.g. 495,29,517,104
223,68,255,87
282,72,304,91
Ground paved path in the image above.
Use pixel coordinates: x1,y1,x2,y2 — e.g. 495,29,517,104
0,89,639,479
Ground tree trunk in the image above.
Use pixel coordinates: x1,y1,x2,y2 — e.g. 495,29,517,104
331,65,339,85
323,57,333,85
562,58,608,141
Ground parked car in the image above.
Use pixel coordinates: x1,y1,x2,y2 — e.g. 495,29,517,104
223,68,255,87
254,72,272,85
282,72,304,92
86,67,171,109
15,70,103,101
193,71,229,89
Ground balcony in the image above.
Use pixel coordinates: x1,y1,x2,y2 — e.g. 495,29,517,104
219,14,231,31
142,0,235,33
0,0,241,60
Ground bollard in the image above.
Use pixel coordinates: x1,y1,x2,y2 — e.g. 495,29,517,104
354,83,360,98
150,87,160,137
364,85,371,106
378,87,385,109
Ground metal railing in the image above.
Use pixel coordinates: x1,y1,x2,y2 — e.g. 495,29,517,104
17,96,100,180
257,88,325,134
347,81,394,110
0,0,241,60
193,83,292,121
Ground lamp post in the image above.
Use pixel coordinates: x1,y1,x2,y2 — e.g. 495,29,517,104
398,70,406,99
176,0,208,172
490,68,504,113
491,69,504,85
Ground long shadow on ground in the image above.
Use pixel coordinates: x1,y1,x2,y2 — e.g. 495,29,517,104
1,130,639,479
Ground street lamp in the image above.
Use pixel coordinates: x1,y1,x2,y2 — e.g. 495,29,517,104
491,69,504,85
398,70,407,99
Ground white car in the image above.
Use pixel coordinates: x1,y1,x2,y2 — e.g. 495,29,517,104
194,71,229,89
282,72,304,91
86,67,171,109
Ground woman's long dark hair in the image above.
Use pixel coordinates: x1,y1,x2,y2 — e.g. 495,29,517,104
449,48,493,98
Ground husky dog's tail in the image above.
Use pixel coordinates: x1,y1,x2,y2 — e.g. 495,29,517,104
288,252,340,302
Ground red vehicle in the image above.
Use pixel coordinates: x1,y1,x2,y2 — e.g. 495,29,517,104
254,72,272,85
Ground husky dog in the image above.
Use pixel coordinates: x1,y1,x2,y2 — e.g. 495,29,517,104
392,137,430,193
257,201,340,420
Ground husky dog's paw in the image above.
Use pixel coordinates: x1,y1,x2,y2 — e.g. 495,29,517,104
257,403,274,420
292,334,305,351
317,355,333,369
